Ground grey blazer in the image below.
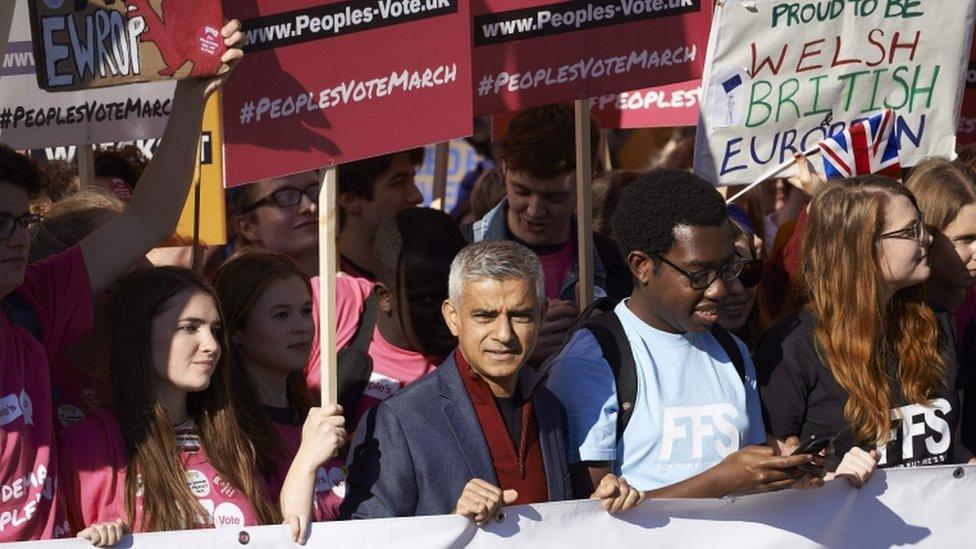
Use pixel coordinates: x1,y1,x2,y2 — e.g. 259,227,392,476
339,354,574,519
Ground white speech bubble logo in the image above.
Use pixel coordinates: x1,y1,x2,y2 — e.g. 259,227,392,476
19,390,33,426
0,394,23,426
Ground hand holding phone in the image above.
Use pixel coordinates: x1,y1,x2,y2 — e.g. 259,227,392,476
790,434,837,478
791,434,837,456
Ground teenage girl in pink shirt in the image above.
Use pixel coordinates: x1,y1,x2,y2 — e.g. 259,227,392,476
59,268,279,534
212,252,346,528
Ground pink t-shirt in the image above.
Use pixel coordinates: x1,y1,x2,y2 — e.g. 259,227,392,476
267,423,344,522
0,246,92,541
538,242,575,300
58,409,262,533
50,354,113,433
305,276,443,505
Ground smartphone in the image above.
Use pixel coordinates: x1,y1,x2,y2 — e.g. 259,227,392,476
791,433,837,456
790,434,837,478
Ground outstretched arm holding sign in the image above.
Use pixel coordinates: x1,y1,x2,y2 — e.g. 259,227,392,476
80,21,244,295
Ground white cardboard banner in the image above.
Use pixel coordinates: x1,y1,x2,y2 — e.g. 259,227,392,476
0,0,174,150
10,465,976,548
694,0,976,185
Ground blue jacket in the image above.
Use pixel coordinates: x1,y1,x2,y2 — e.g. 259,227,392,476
339,354,574,519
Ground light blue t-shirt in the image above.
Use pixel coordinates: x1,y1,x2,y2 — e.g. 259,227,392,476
546,300,766,490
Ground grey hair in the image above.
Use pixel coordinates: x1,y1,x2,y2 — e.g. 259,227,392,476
448,240,545,306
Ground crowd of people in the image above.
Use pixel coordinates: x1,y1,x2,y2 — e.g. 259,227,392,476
2,21,976,547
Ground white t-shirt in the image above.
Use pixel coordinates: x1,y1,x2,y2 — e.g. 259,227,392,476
546,301,766,490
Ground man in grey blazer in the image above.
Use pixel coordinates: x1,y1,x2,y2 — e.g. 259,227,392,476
340,240,643,524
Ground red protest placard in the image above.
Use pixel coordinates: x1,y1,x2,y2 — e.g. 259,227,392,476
491,79,700,135
221,0,473,188
958,37,976,146
28,0,225,91
591,79,701,129
472,0,712,116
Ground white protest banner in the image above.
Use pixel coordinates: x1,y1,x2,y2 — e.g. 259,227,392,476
694,0,976,185
12,465,976,548
0,0,174,150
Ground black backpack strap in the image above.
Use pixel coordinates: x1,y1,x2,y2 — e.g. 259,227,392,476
1,292,42,341
335,293,379,425
710,324,746,383
558,297,618,348
582,311,638,444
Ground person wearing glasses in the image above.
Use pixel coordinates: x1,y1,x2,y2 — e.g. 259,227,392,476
756,176,973,487
717,220,765,351
0,21,244,544
546,170,822,498
232,171,323,278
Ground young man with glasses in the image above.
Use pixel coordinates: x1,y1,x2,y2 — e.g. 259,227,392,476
546,170,822,499
233,170,323,277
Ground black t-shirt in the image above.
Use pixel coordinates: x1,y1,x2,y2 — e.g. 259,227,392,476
494,395,523,448
755,310,960,471
961,317,976,453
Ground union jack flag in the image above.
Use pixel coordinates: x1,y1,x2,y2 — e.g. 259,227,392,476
818,110,902,179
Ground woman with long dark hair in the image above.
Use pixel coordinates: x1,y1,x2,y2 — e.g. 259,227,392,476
757,176,971,486
59,268,279,533
212,252,346,531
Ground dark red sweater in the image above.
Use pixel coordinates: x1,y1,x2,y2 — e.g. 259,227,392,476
455,352,549,505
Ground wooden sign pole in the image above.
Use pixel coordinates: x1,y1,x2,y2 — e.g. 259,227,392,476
318,167,339,407
77,145,96,188
191,140,203,271
574,99,594,308
431,142,450,210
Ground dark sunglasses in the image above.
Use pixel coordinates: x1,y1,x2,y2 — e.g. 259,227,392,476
737,259,764,288
242,184,320,214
